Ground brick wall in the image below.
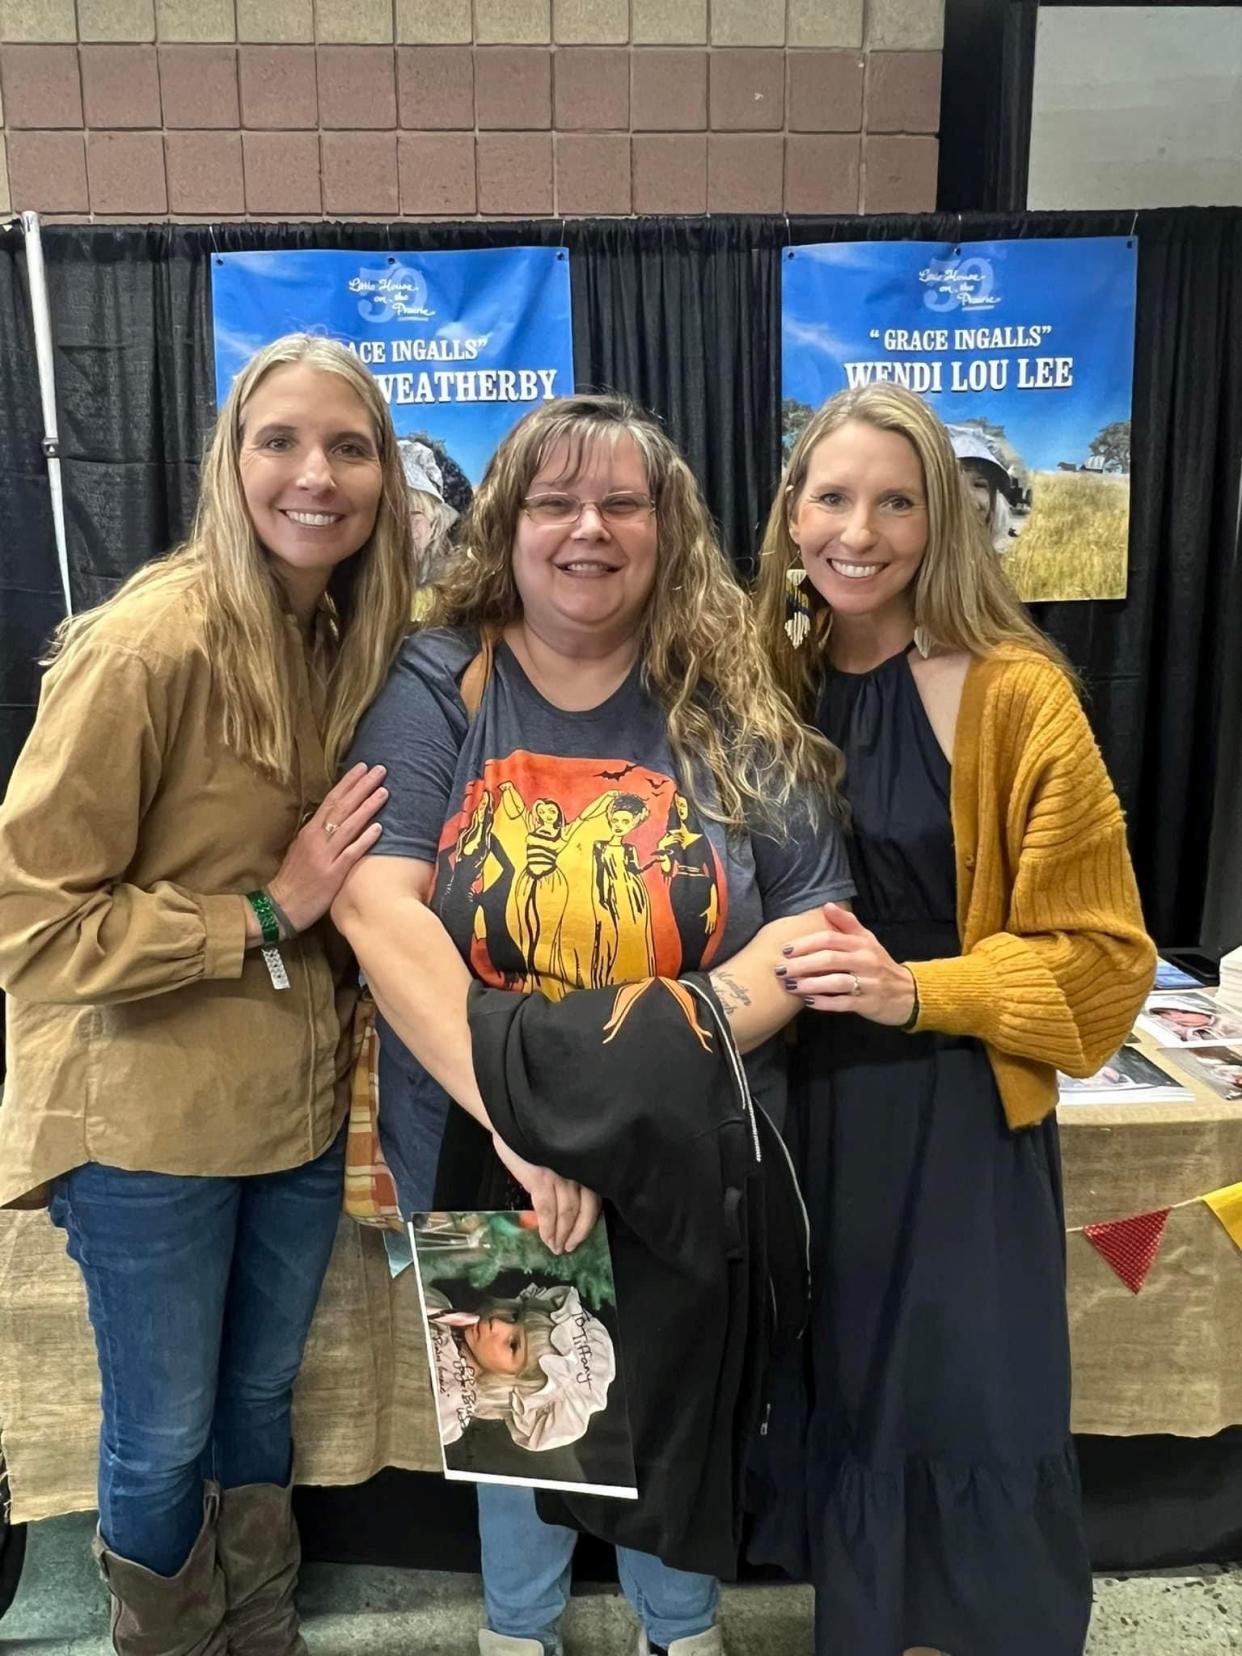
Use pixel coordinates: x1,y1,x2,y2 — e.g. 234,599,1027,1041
0,0,942,221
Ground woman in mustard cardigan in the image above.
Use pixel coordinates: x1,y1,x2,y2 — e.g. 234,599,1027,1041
749,384,1155,1656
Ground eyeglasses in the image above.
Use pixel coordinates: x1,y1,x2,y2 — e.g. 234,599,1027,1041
521,492,656,527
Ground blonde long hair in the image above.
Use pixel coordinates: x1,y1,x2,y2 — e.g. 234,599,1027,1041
428,393,843,828
47,334,413,776
755,384,1073,712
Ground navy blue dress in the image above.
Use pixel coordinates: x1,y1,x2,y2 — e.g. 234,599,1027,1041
752,647,1092,1656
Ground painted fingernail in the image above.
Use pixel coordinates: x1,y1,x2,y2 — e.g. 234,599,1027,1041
774,965,787,977
781,944,794,957
802,996,816,1005
783,979,798,992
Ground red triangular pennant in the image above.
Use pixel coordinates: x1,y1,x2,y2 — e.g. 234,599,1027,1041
1082,1208,1171,1293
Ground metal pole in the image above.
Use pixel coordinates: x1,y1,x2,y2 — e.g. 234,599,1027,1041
20,210,72,616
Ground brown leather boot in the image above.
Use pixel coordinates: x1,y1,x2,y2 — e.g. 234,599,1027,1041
93,1484,228,1656
215,1479,308,1655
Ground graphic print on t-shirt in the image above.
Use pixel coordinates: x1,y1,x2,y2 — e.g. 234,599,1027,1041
432,751,727,1000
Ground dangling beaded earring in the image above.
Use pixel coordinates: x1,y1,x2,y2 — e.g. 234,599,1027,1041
785,566,811,649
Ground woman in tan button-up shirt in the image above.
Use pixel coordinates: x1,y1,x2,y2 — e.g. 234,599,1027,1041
0,334,411,1655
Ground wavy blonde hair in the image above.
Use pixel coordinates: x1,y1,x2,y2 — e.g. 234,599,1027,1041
408,488,457,586
47,334,413,776
428,393,843,828
755,383,1073,712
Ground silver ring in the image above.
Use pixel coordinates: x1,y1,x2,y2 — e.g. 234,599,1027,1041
323,821,338,840
848,971,862,997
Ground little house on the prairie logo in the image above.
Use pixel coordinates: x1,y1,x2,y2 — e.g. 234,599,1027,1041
919,256,1003,312
348,262,435,324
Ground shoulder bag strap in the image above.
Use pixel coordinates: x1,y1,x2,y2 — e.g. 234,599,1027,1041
459,622,501,723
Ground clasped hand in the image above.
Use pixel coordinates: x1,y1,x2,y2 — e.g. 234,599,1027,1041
492,1133,600,1257
775,902,917,1028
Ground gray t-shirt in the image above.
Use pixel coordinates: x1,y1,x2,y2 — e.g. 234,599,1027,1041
346,626,854,1211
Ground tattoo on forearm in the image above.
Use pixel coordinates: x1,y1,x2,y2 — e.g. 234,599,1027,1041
710,970,752,1012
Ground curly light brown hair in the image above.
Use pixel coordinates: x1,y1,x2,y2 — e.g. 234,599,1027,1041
428,393,843,829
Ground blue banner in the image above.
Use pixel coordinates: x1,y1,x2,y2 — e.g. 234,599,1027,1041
211,246,574,488
782,237,1137,600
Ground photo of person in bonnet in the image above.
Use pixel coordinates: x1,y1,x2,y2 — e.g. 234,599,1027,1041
1140,995,1242,1046
397,435,472,590
411,1209,637,1495
425,1282,617,1455
948,424,1017,554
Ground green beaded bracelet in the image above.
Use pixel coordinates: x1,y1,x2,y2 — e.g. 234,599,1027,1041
245,889,280,947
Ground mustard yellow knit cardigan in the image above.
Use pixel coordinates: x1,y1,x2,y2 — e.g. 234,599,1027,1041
907,645,1157,1130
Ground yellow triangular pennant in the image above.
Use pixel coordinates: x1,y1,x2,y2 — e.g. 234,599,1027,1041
1201,1182,1242,1250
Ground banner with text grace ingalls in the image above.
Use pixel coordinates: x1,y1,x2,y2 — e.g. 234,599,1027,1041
211,246,575,510
782,237,1137,601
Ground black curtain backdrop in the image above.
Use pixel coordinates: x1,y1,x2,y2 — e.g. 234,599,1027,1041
938,0,1037,213
1,209,1239,946
1204,553,1242,952
289,1427,1242,1576
0,235,60,790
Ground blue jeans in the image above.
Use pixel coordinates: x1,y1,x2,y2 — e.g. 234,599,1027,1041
49,1129,346,1577
479,1483,719,1653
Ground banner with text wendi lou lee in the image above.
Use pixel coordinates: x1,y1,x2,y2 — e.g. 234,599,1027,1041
782,237,1137,601
211,245,575,511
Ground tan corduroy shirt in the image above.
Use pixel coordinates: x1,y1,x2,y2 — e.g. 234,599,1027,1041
0,583,357,1209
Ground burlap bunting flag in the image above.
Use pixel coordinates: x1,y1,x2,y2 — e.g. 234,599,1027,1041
1082,1208,1171,1293
1202,1181,1242,1251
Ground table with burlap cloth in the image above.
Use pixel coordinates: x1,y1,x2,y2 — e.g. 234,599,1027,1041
0,1213,441,1523
2,1028,1239,1523
1059,1024,1242,1437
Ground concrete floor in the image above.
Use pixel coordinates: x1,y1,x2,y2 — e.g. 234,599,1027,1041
2,1510,1239,1653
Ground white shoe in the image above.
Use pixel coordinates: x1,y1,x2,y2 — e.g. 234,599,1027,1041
635,1627,724,1655
479,1631,550,1655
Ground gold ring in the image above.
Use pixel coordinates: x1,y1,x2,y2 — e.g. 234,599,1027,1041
849,972,862,996
323,822,338,840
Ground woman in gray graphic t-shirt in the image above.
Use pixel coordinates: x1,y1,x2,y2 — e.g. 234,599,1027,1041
335,394,854,1656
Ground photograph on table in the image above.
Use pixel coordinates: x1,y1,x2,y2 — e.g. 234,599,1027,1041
1136,991,1242,1049
1057,1044,1192,1104
410,1210,637,1499
1165,1045,1242,1103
